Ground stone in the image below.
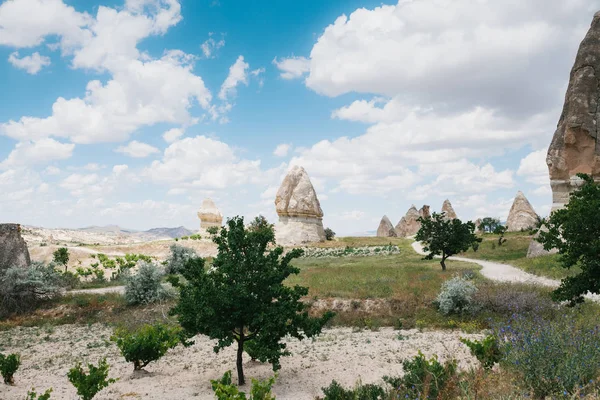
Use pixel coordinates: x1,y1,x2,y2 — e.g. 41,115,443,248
527,226,559,258
474,218,483,232
547,12,600,211
395,205,421,237
274,166,325,245
506,191,539,232
441,199,457,220
197,198,223,230
377,215,397,237
0,223,31,271
419,205,431,220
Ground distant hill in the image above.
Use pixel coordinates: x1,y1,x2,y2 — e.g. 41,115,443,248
78,225,138,234
144,226,194,238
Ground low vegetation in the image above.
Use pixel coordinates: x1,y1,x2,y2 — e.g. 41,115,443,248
0,353,20,384
67,358,116,400
124,261,172,305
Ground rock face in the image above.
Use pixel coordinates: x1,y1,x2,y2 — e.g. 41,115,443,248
395,205,421,237
419,205,431,220
377,215,397,237
0,223,31,271
274,166,325,245
197,198,223,230
506,191,539,232
441,199,457,220
547,12,600,211
527,226,559,258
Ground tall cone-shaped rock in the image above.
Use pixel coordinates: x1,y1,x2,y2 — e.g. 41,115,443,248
547,12,600,211
419,205,431,220
395,205,421,237
441,199,457,220
0,223,31,272
506,191,539,232
197,198,223,230
274,166,325,245
377,215,397,237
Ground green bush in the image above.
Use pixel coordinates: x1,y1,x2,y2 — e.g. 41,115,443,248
436,276,478,315
324,228,335,241
67,358,116,400
111,323,181,371
26,388,53,399
124,262,171,305
460,335,501,370
165,244,198,274
210,370,276,400
320,380,385,400
0,353,20,384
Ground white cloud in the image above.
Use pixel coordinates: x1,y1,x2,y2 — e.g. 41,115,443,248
43,165,61,175
200,33,225,58
517,149,549,185
218,55,249,100
162,127,184,143
338,210,365,221
60,173,100,196
112,164,129,175
115,140,160,158
0,138,74,168
8,51,50,74
273,143,291,157
532,185,551,195
83,163,102,171
272,56,310,80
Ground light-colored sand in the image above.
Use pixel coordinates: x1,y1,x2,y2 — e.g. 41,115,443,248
0,325,481,400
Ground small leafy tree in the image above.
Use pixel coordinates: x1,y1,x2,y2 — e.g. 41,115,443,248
67,358,116,400
324,228,335,241
493,225,507,246
111,323,181,371
0,353,20,384
124,262,172,305
415,213,481,270
248,215,273,233
170,216,334,385
538,173,600,303
26,388,53,400
478,217,501,233
52,247,69,272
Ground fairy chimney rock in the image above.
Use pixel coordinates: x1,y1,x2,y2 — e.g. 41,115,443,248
547,12,600,211
197,198,223,230
377,215,397,237
506,191,539,232
419,205,431,220
395,205,421,237
441,199,457,220
0,223,31,272
274,166,325,245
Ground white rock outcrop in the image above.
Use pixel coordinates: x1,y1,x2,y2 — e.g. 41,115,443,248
377,215,397,237
441,199,457,220
395,205,421,237
506,191,539,232
197,198,223,231
274,166,326,245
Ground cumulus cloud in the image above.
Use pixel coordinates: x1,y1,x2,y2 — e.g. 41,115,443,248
200,32,225,58
517,149,550,185
162,127,184,143
0,138,74,168
273,143,291,157
115,140,160,158
218,55,249,101
8,51,50,74
272,56,310,80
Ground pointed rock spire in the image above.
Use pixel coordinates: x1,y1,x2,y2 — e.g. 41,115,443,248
395,205,421,237
441,199,457,220
506,191,539,232
377,215,397,237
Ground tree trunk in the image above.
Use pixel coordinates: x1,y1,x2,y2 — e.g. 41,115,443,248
236,334,245,386
440,255,447,271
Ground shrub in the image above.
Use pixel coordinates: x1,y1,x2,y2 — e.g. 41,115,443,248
324,228,335,241
67,358,116,400
26,388,53,400
165,244,198,275
475,282,556,317
60,271,81,289
436,276,478,315
0,353,20,384
320,380,385,400
495,314,600,398
210,370,276,400
0,262,63,316
111,323,181,371
460,335,501,370
124,262,171,305
52,247,69,272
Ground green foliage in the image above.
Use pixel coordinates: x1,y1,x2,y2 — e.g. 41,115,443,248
124,262,171,305
60,271,81,289
493,225,507,246
436,276,478,315
248,215,273,234
383,351,457,399
320,380,385,400
415,212,481,270
0,353,20,384
67,358,116,400
460,335,501,370
478,217,501,233
111,323,181,371
165,244,198,275
210,371,276,400
170,216,334,385
26,388,53,400
52,247,69,271
0,262,64,316
538,173,600,303
324,228,336,241
189,234,202,240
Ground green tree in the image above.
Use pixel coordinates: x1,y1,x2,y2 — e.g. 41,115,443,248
170,216,334,385
248,215,273,233
52,247,70,272
538,173,600,304
324,228,335,241
478,217,501,233
493,225,507,246
415,212,481,271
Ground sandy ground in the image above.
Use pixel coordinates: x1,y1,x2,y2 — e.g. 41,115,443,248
0,325,481,400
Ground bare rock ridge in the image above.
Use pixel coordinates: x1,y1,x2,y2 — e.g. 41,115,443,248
377,215,397,237
506,191,539,232
197,198,223,231
419,205,431,220
547,12,600,211
441,199,457,220
0,223,31,271
395,205,421,237
274,166,326,245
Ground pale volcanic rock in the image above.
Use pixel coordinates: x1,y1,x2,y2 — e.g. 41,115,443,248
0,223,31,271
547,12,600,211
395,205,421,237
197,198,223,230
506,191,539,232
377,215,397,237
274,166,326,245
527,227,559,258
441,199,457,220
419,205,431,220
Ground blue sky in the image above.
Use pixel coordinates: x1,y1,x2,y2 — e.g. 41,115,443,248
0,0,598,235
